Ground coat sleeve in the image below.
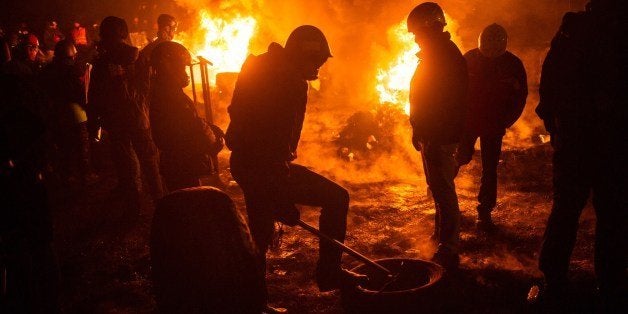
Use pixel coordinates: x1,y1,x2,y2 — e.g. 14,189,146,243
503,56,528,128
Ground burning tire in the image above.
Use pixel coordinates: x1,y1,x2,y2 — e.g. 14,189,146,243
150,186,265,313
341,258,445,313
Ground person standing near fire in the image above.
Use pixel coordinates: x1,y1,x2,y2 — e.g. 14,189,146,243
136,14,178,106
456,24,527,231
407,2,468,271
529,0,627,311
88,16,163,219
148,41,223,191
226,25,366,313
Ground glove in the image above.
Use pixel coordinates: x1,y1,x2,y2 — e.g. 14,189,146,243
274,202,300,226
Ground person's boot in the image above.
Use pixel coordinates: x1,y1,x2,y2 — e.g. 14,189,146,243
316,265,368,292
476,210,496,232
431,247,460,272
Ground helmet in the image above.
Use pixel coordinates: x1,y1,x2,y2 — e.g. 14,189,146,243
478,23,508,58
407,2,447,33
54,39,77,61
285,25,332,59
150,41,191,69
99,16,129,41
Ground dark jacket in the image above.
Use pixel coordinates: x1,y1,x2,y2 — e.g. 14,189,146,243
536,11,596,139
464,48,527,136
87,41,148,132
225,43,308,163
150,81,219,175
410,32,468,144
537,8,628,150
136,38,167,107
40,61,85,127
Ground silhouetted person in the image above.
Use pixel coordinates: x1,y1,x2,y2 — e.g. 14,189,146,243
1,44,58,314
226,25,365,313
40,40,95,185
456,24,527,231
149,42,223,191
88,16,163,218
136,14,177,103
407,2,468,271
530,0,627,311
42,21,64,61
3,34,43,79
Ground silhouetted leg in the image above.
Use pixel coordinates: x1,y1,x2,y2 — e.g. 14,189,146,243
477,135,502,218
230,158,277,303
422,150,440,239
287,164,349,270
131,128,164,200
422,143,460,254
592,164,627,306
109,130,142,213
539,147,591,285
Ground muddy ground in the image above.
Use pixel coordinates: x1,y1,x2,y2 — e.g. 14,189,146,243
51,107,601,314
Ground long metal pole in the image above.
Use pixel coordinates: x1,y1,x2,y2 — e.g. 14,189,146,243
189,64,197,105
296,220,392,275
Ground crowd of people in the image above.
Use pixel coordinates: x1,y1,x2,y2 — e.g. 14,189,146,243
1,0,626,313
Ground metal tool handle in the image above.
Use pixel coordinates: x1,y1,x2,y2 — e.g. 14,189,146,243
296,220,392,275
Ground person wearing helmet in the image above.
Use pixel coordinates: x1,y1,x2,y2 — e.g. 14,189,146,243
136,14,178,103
88,16,163,219
40,39,97,185
455,24,527,231
226,25,365,313
3,34,43,77
148,41,223,191
529,1,627,310
407,2,468,271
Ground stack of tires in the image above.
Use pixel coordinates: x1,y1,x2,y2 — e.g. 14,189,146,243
151,187,265,313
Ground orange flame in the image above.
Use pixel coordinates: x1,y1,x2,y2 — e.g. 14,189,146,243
190,9,257,84
375,20,418,115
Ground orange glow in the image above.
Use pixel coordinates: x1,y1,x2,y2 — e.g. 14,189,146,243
188,9,257,85
375,14,463,116
375,20,418,115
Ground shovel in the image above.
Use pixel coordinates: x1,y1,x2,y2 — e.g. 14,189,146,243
296,220,393,277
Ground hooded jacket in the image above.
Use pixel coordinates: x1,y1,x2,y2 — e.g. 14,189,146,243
226,43,308,163
410,31,468,144
88,41,148,131
464,48,527,136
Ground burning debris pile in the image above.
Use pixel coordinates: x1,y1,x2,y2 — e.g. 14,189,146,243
334,106,409,163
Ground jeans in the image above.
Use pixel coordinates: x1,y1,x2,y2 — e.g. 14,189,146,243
539,139,627,296
457,133,503,216
108,127,164,210
421,142,461,253
230,155,350,299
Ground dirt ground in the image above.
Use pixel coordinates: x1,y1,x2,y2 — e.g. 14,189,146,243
51,106,602,313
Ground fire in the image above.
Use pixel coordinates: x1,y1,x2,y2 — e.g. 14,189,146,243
192,9,257,84
375,15,463,116
375,20,418,115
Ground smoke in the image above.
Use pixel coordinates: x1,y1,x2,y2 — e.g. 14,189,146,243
173,0,585,181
